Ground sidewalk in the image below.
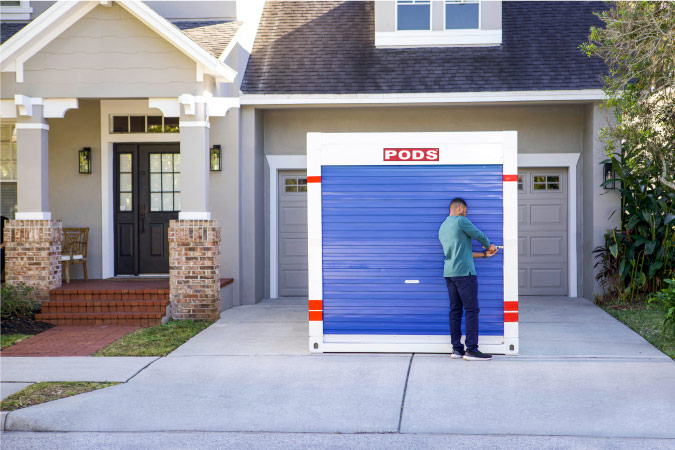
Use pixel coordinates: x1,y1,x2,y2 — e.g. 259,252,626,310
2,297,674,439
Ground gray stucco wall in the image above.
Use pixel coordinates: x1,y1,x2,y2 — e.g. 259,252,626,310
49,99,103,279
2,3,206,98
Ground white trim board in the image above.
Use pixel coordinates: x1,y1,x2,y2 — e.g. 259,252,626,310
518,152,580,298
240,90,605,106
266,155,307,299
100,100,180,279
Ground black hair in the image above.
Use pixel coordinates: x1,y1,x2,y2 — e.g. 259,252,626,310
450,198,467,209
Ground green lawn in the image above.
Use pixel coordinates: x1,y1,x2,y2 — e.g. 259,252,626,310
94,319,213,357
0,333,31,350
1,382,119,411
602,305,675,359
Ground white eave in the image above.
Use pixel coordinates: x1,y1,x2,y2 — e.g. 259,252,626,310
0,0,237,83
240,89,606,106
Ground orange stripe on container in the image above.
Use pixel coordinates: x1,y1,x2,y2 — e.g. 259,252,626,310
504,301,518,311
504,312,519,322
503,174,518,182
307,176,321,183
308,300,323,310
309,310,323,321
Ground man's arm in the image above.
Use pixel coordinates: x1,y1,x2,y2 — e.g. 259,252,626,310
473,249,498,259
459,217,491,249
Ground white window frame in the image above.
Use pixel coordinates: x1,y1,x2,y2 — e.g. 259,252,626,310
395,0,432,32
443,0,480,31
0,0,32,21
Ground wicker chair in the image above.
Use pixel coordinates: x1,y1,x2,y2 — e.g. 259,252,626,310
61,227,88,284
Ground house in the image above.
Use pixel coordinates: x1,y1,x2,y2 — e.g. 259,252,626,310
0,1,618,321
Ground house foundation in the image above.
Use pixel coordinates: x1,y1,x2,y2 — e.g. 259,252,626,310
168,219,221,320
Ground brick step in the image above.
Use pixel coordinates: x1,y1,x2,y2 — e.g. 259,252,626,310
35,311,165,327
41,300,170,314
49,289,170,301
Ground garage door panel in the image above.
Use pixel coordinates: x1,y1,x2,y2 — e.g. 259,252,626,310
278,171,309,297
518,168,568,296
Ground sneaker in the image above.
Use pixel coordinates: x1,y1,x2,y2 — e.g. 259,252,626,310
450,349,465,359
463,350,492,361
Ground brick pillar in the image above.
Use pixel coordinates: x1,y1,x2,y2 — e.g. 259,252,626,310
4,220,63,300
168,220,221,320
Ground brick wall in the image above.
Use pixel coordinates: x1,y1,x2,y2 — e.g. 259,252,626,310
3,219,63,300
168,219,221,320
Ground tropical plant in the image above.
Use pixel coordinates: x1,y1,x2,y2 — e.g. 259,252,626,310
648,279,675,337
0,283,38,319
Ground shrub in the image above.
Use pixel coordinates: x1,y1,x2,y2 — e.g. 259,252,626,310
0,283,39,319
649,279,675,338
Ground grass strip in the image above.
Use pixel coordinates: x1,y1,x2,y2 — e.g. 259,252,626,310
94,319,213,357
1,382,119,412
602,305,675,359
0,333,31,350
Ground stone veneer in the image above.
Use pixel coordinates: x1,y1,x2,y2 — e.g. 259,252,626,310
168,219,221,320
3,220,63,300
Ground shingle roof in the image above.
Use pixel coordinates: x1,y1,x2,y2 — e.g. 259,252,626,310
0,19,241,60
241,1,608,94
1,22,28,45
172,20,242,59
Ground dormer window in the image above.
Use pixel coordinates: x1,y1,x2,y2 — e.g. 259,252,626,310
376,0,501,48
396,1,431,31
445,0,479,30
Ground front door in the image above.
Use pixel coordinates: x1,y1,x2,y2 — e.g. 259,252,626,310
114,144,180,275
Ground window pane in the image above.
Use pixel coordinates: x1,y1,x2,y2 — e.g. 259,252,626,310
298,185,307,192
285,178,297,186
285,186,297,193
397,3,431,30
164,117,179,133
173,173,181,191
0,143,11,161
130,116,145,133
147,116,163,133
119,193,132,211
162,193,174,211
0,161,12,179
119,173,132,192
298,178,307,186
150,174,161,192
547,176,560,183
112,116,129,133
173,154,181,172
445,2,479,29
119,154,132,173
162,173,173,192
548,183,560,190
533,176,546,183
150,154,161,172
150,193,161,211
0,125,13,142
162,153,173,172
173,193,181,211
533,183,546,190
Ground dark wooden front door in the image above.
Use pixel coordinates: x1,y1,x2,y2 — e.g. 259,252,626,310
114,144,180,275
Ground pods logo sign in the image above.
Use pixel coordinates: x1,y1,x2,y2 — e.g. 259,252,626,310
383,148,439,161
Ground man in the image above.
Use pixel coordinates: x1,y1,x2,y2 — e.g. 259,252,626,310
438,197,498,361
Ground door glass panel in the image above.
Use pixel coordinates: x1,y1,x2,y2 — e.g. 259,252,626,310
120,193,132,211
149,152,180,211
119,173,132,192
118,153,133,211
119,154,132,173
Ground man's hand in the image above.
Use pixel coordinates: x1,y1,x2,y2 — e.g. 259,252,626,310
486,245,498,257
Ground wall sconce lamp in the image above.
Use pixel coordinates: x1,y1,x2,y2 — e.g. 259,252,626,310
603,162,616,189
210,145,222,171
79,147,92,174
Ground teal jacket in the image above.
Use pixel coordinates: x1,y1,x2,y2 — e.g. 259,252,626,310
438,215,491,277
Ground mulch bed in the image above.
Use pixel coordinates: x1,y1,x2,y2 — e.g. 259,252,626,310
1,314,54,335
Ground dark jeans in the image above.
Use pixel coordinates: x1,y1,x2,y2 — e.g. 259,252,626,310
445,275,479,352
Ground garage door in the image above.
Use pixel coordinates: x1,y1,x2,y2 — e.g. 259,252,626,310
278,170,309,297
517,168,568,296
321,165,505,336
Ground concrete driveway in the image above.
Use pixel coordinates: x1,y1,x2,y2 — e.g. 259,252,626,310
3,296,675,440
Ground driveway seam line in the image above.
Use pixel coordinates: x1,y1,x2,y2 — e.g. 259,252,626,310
122,357,162,382
398,353,414,433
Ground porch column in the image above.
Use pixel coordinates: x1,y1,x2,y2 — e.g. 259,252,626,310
4,96,63,299
167,96,221,320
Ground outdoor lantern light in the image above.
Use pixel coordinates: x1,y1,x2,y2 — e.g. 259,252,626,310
210,145,222,171
79,147,92,174
603,162,616,189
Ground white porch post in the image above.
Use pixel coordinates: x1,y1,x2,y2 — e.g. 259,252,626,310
178,96,210,219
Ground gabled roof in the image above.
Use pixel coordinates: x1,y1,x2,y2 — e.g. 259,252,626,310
0,1,237,82
173,20,242,60
242,1,608,95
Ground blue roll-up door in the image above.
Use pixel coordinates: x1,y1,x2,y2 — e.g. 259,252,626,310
322,165,504,336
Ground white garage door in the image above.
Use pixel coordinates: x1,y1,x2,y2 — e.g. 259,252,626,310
278,170,309,297
517,168,568,296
